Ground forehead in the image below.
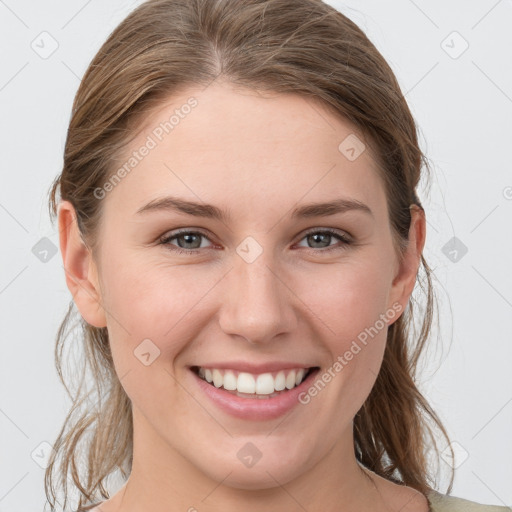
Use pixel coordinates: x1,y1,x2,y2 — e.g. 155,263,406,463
104,82,387,219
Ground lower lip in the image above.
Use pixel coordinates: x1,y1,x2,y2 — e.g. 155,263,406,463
190,367,320,421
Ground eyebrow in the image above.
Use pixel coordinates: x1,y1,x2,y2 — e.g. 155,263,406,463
135,195,373,221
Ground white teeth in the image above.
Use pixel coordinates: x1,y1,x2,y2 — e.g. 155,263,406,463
274,371,286,391
212,369,223,388
255,373,275,395
285,371,296,390
223,370,237,391
195,367,312,395
237,372,256,393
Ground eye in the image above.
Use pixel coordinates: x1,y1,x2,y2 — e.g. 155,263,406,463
159,230,214,255
159,227,353,255
296,228,352,252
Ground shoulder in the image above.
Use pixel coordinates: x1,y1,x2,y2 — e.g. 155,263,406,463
427,490,512,512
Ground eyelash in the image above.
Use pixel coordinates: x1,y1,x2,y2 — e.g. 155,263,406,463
159,228,353,255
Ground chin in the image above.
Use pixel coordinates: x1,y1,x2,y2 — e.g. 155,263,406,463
198,443,313,490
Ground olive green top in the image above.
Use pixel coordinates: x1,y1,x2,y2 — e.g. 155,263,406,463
428,490,511,511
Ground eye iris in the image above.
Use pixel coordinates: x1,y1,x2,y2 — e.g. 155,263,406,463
308,232,331,248
178,233,201,249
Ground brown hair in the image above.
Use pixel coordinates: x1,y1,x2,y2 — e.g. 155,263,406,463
46,0,454,509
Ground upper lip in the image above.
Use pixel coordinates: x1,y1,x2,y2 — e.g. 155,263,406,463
190,361,319,374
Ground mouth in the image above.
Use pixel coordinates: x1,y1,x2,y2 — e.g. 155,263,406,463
190,365,320,399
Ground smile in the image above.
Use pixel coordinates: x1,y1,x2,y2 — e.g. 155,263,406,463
191,366,317,398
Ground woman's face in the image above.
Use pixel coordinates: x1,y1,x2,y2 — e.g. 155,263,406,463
64,81,423,490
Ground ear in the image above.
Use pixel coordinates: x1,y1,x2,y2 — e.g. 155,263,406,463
387,205,426,318
57,200,107,328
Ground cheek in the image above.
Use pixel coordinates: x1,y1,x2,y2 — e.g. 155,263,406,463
292,256,394,404
294,267,391,428
99,251,221,370
99,261,208,413
294,256,393,343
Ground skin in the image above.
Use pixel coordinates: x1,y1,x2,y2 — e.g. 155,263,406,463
58,80,429,512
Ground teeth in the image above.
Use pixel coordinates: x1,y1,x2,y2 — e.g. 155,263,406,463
212,369,223,388
238,372,256,393
274,371,286,391
223,370,237,391
285,371,296,389
256,373,274,394
195,367,312,395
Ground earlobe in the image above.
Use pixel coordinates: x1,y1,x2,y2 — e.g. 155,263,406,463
387,206,426,318
57,201,107,328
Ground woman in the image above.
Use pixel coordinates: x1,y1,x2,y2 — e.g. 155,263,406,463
45,0,510,511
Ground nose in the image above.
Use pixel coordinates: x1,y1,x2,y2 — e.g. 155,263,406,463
218,251,297,345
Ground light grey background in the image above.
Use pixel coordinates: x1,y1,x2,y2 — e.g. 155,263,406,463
0,0,511,510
